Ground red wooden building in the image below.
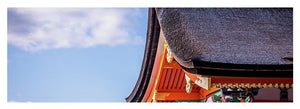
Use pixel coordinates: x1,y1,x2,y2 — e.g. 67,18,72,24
127,8,293,102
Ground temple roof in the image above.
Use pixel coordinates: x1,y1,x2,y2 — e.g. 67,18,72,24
156,8,293,68
127,8,293,102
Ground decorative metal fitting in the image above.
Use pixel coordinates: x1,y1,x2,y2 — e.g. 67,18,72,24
185,74,193,93
212,83,293,89
166,47,173,63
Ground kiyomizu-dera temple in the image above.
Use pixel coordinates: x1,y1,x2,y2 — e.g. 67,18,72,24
127,8,293,103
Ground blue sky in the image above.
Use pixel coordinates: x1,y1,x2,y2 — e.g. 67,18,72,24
7,8,148,102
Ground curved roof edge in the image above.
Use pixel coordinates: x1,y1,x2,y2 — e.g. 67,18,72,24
126,8,160,102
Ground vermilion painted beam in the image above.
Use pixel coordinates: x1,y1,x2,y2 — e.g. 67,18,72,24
163,60,182,69
155,92,202,100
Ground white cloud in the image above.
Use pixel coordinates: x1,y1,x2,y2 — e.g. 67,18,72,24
8,8,145,52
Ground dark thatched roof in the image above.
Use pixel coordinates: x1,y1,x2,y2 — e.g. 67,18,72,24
156,8,293,68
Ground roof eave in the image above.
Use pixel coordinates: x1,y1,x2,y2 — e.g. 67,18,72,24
126,8,161,102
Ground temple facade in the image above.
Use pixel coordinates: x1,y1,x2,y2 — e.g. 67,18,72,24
127,8,293,102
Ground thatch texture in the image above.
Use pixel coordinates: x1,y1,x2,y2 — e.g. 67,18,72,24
156,8,293,68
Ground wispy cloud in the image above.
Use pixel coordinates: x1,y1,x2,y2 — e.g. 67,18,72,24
8,8,145,52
